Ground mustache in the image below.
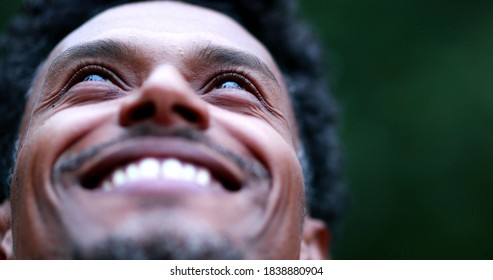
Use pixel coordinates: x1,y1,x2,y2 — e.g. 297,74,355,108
54,125,270,181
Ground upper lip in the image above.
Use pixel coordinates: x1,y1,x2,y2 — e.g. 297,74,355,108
68,137,246,192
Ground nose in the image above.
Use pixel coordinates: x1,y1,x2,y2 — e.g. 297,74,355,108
118,65,209,130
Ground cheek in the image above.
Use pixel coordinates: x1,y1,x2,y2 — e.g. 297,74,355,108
211,108,305,257
211,107,302,182
14,104,119,205
44,104,117,150
11,105,118,258
30,105,119,160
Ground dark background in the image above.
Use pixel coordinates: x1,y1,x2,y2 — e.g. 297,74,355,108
1,0,493,259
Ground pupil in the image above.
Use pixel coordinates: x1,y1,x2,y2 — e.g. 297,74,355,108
84,74,108,82
220,81,242,89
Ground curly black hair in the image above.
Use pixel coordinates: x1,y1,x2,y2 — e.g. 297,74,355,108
0,0,345,230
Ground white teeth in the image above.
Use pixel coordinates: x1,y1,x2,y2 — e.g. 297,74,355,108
195,168,211,186
125,164,140,181
112,169,126,186
181,164,196,181
103,158,213,190
140,158,160,179
161,159,182,179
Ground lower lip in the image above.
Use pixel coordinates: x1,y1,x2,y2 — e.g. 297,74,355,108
97,179,216,196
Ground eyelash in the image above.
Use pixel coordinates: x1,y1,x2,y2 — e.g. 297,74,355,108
64,65,122,90
204,71,262,98
64,65,264,104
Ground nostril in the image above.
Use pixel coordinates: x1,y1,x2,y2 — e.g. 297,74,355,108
131,102,155,122
173,105,200,124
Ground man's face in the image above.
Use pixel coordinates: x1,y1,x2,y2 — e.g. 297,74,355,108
11,1,308,259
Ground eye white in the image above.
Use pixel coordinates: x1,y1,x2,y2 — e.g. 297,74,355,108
218,81,243,90
83,74,109,82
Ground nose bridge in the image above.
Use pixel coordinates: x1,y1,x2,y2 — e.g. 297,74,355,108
118,64,209,130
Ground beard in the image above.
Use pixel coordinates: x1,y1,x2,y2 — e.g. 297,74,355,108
73,234,242,260
71,210,245,260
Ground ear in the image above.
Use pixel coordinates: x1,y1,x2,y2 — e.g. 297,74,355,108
300,216,331,260
0,200,13,260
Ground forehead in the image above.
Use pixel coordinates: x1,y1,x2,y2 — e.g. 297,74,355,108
49,1,280,76
23,0,297,144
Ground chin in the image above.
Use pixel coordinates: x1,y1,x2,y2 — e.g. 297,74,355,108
71,209,246,260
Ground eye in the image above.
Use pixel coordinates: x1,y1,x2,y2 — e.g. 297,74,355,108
66,65,121,89
207,72,259,97
203,71,275,114
50,64,128,107
216,80,243,90
82,74,110,83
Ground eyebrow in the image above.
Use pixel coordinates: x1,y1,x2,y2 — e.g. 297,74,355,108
48,39,136,80
47,39,137,76
193,43,279,85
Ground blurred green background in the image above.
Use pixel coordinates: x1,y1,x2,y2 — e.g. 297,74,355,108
1,0,493,259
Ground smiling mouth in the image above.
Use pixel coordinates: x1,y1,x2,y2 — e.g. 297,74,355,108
61,136,253,194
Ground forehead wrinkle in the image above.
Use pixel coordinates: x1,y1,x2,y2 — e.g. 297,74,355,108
191,43,280,86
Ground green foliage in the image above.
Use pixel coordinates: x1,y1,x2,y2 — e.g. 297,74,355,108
302,0,493,259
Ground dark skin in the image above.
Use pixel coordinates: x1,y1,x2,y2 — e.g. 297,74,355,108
0,1,329,259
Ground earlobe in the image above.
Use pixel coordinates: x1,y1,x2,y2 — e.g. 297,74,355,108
300,217,331,260
0,200,13,260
